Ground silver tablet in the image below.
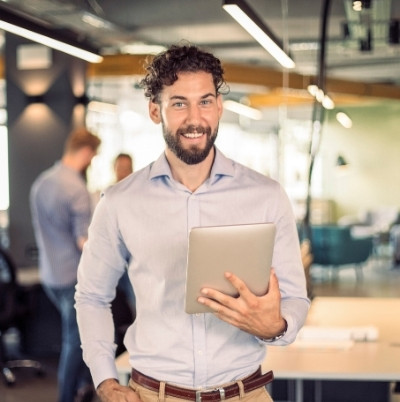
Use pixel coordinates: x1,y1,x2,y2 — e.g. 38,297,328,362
185,222,276,314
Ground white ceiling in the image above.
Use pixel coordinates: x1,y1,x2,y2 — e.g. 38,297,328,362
0,0,399,85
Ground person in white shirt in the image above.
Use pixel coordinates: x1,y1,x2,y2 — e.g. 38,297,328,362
75,44,310,402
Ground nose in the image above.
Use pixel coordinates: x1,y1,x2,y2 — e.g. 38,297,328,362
186,104,202,125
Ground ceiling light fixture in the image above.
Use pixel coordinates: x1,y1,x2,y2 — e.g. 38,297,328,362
222,0,295,69
81,12,113,29
223,100,263,120
336,155,349,168
0,8,103,63
352,1,363,12
87,100,118,114
352,0,372,12
336,111,353,128
322,95,335,110
307,84,335,110
121,42,167,55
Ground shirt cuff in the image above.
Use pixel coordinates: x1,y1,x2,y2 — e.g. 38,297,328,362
89,353,120,389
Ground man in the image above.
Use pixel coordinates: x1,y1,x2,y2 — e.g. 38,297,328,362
113,153,136,314
75,44,310,402
30,127,101,402
114,153,134,183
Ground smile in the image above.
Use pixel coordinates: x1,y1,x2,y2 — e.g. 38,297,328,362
183,132,203,139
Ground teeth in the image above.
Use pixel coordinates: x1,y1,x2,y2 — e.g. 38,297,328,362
183,133,203,138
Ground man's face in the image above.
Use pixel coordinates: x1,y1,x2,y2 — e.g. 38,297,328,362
149,71,223,165
114,157,133,182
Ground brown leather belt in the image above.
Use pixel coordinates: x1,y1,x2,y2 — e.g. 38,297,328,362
131,367,274,401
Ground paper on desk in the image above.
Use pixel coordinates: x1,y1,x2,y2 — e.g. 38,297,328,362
291,339,355,350
296,326,379,342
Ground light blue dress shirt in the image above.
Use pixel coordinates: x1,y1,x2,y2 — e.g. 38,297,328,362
75,148,310,389
31,162,91,287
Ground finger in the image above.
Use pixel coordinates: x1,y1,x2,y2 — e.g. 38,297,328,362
223,272,252,297
267,268,280,295
197,294,225,314
199,280,244,312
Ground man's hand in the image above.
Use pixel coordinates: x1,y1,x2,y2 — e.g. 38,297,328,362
197,268,286,339
97,379,141,402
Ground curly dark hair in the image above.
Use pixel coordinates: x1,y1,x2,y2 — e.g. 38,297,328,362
140,43,229,103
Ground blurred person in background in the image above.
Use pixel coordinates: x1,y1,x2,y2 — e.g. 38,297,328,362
30,127,101,402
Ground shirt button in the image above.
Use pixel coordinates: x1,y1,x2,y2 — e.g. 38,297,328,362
198,350,203,355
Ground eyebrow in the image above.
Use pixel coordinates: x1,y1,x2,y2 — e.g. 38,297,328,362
169,93,217,101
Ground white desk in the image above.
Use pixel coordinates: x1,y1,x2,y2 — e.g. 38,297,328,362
262,297,400,401
116,297,400,401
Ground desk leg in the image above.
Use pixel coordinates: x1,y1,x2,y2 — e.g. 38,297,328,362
314,380,322,402
287,379,303,402
295,379,303,402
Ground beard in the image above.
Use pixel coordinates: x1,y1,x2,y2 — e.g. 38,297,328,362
162,120,218,165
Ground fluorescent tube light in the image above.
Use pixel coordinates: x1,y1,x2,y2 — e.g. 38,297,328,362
222,0,295,69
223,100,262,120
81,11,112,30
307,84,335,110
307,84,319,97
336,111,353,128
0,8,103,63
87,100,118,114
121,42,167,55
322,95,335,110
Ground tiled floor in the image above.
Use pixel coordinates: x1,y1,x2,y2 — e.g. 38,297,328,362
1,256,400,402
0,354,101,402
0,355,59,402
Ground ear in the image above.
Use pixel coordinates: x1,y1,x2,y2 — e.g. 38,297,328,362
149,101,161,124
216,94,223,119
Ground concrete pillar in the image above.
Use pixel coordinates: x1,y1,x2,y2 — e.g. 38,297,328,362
5,33,87,266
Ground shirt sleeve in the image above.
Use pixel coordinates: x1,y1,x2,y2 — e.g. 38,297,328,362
71,184,92,241
75,193,129,388
262,185,310,345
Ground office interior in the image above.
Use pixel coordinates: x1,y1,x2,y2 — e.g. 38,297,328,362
0,0,400,401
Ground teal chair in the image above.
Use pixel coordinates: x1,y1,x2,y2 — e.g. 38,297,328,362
310,225,373,280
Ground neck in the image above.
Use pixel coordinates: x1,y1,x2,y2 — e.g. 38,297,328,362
62,153,82,173
165,147,215,192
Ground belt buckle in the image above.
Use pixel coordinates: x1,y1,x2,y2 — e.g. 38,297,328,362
196,387,226,401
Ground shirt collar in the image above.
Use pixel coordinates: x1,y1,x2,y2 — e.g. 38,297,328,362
149,147,235,184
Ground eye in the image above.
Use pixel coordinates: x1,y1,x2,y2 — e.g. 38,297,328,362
200,99,212,105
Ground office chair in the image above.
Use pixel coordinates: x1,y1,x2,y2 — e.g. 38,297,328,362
111,287,136,357
0,247,45,386
311,225,373,281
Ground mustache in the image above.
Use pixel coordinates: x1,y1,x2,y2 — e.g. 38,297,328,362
176,125,212,136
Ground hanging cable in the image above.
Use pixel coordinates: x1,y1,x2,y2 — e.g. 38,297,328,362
278,0,290,184
301,0,332,242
